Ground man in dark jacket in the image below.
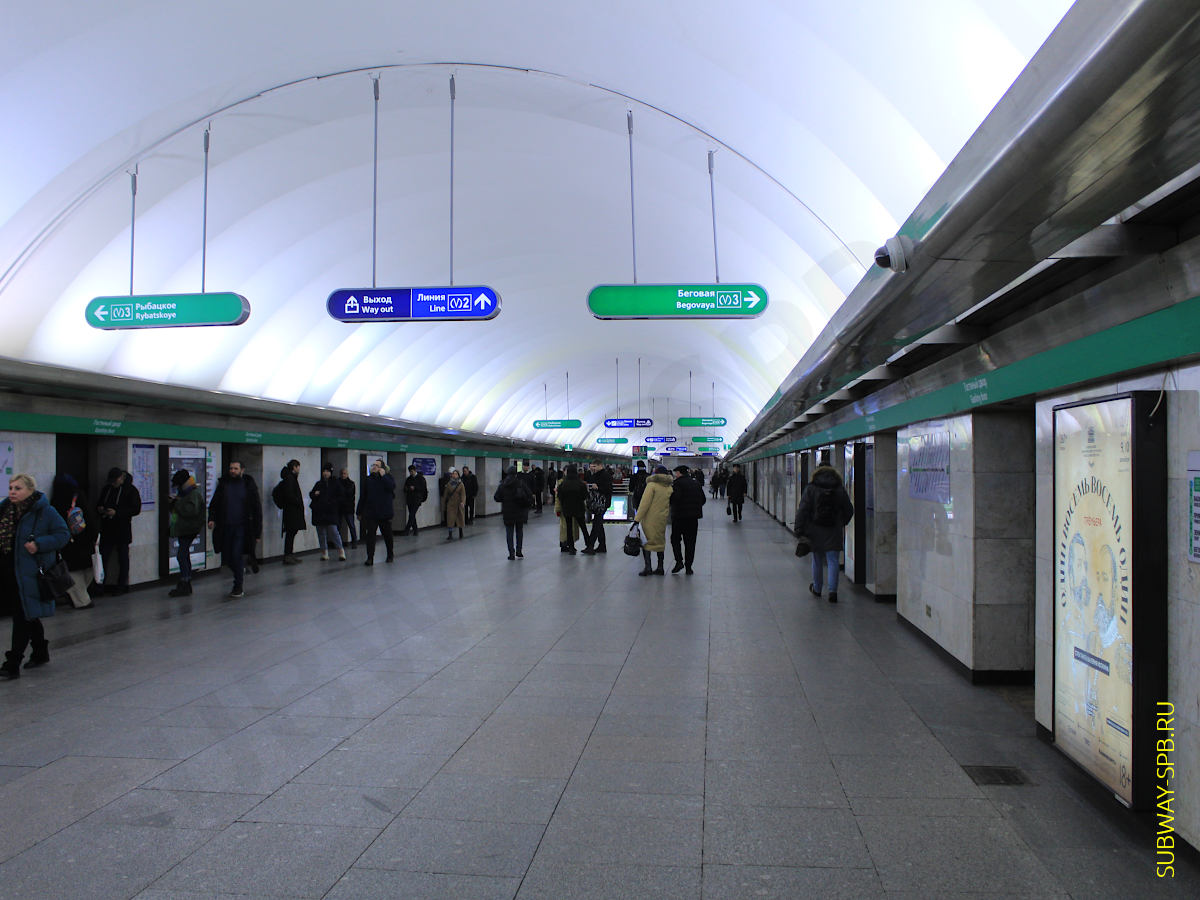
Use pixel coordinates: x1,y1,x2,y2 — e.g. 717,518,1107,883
338,468,357,547
402,465,428,535
669,465,706,574
274,460,306,564
358,458,397,565
461,466,479,524
96,466,141,594
493,465,534,560
207,460,262,599
726,464,748,523
629,461,648,516
581,461,612,554
795,464,854,603
555,465,590,554
530,465,545,514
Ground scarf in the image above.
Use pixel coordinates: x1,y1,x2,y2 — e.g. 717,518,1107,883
0,496,34,556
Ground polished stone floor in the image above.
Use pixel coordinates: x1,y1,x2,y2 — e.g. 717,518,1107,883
0,504,1194,898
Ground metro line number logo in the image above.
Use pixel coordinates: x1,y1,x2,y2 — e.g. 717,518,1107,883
447,293,471,311
110,304,134,321
716,292,741,308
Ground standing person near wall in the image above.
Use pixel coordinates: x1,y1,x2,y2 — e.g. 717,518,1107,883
402,465,428,536
0,474,70,678
530,465,545,514
494,465,533,560
633,465,673,576
207,460,262,600
338,468,357,548
668,465,706,575
555,465,590,555
629,461,648,516
546,465,559,504
95,467,141,595
358,458,396,565
461,466,479,524
442,469,466,541
309,464,346,561
50,473,95,609
167,469,207,596
581,460,611,555
794,464,854,603
726,464,748,523
273,460,306,564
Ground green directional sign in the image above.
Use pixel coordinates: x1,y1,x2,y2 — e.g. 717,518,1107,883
596,437,628,444
587,284,767,319
679,417,727,427
533,419,581,430
691,436,723,443
86,293,249,329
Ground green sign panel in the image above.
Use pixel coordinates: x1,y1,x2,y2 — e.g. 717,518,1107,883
679,417,727,427
533,419,582,429
587,284,767,319
691,436,723,443
597,437,628,444
86,293,250,329
564,444,574,451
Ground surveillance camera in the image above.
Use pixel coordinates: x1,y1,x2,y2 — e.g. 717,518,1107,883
873,235,912,273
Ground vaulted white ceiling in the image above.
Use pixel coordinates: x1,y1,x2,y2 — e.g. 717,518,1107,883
0,0,1072,452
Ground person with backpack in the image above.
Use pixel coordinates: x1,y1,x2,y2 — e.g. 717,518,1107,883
494,465,534,560
794,463,854,603
726,464,748,523
167,469,207,596
273,460,306,564
95,466,142,594
668,465,706,574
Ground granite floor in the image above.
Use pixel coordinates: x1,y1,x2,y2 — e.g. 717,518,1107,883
0,504,1193,898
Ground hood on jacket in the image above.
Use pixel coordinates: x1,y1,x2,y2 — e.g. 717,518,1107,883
812,465,842,488
646,473,674,487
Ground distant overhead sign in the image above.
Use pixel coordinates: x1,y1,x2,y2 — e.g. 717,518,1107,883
587,284,767,319
533,419,581,430
665,446,689,453
86,293,249,329
604,418,653,428
679,417,727,427
644,436,677,444
327,286,499,322
692,436,723,443
596,437,628,444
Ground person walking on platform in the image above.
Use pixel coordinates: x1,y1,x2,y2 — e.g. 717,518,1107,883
442,469,466,541
530,465,545,514
207,460,262,600
309,464,345,561
168,469,207,596
726,463,748,523
581,460,611,554
555,465,590,555
402,465,428,535
273,460,306,564
338,468,357,548
795,464,854,603
95,466,141,595
547,465,559,503
494,465,533,560
0,474,70,678
668,465,706,575
633,465,673,576
629,461,648,516
461,466,479,524
50,473,96,609
358,458,396,565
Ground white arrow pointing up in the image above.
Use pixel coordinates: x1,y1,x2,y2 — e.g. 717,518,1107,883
474,294,492,310
744,291,762,309
95,305,108,321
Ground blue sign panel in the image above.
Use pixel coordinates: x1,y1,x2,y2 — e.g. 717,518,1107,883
604,418,653,429
665,446,689,453
410,457,437,476
644,436,676,443
327,286,500,322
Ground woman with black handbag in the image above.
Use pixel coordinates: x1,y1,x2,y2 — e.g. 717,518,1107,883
0,474,70,679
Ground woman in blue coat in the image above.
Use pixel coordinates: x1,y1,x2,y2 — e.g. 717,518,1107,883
0,474,70,678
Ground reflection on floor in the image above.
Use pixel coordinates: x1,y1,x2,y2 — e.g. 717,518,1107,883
0,504,1193,898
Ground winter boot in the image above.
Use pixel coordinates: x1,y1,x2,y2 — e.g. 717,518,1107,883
0,651,22,679
168,580,192,598
638,549,653,576
654,552,665,575
24,640,49,669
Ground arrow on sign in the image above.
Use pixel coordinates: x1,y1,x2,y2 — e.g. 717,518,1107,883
744,291,762,309
94,305,108,321
475,294,492,310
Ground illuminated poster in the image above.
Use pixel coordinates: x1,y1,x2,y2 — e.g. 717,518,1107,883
1054,397,1134,803
908,427,950,503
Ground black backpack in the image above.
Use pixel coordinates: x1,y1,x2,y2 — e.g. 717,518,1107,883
812,486,838,526
271,480,287,510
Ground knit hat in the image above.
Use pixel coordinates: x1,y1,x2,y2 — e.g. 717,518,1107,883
107,466,124,482
653,465,669,474
171,469,190,488
673,465,689,474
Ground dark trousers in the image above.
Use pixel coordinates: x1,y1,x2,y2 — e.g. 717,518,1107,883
176,534,196,581
339,513,358,545
465,496,476,523
222,524,246,591
730,499,744,521
504,522,524,555
98,535,130,586
563,513,589,550
533,490,543,513
10,606,45,657
590,508,607,550
671,517,699,568
405,503,421,534
362,517,394,561
284,530,300,556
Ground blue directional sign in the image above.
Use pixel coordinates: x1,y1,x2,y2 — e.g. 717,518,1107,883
644,436,677,444
665,446,689,453
327,286,500,322
604,418,653,429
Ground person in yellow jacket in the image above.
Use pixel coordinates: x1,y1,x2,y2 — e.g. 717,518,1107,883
633,466,673,576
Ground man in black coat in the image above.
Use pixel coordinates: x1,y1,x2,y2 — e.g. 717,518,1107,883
274,460,306,564
402,465,428,535
338,468,357,547
726,464,748,522
669,466,706,574
95,466,142,594
581,461,612,554
795,464,854,603
357,458,397,564
461,466,479,524
207,460,262,599
629,461,648,516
